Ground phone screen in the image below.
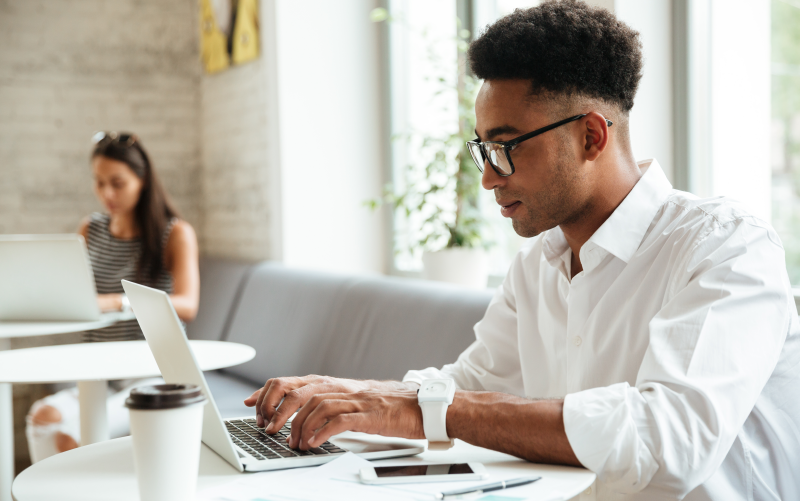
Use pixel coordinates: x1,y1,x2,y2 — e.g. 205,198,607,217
374,464,475,478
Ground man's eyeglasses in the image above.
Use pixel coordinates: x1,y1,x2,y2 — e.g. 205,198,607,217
92,131,138,147
466,114,613,177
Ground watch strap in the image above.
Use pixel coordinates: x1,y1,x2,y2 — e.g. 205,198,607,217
420,401,453,450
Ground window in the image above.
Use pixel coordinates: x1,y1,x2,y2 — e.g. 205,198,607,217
771,0,800,285
387,0,459,272
386,0,539,278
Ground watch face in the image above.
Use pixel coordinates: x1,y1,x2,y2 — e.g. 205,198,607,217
419,379,455,403
426,382,447,394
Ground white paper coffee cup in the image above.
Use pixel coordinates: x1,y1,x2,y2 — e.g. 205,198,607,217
125,384,207,501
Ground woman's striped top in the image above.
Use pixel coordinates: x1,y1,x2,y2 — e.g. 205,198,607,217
83,212,175,343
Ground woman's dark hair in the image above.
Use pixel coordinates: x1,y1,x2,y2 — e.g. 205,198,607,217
92,136,179,283
468,0,643,112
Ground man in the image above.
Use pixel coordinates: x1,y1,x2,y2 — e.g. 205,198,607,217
245,1,800,499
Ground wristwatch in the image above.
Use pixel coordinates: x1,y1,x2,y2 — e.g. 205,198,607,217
417,379,456,450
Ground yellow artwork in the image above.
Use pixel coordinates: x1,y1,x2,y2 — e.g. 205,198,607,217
232,0,259,65
199,0,260,74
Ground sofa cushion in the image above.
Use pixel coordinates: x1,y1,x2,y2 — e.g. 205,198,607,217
222,263,358,385
320,276,493,380
186,258,254,341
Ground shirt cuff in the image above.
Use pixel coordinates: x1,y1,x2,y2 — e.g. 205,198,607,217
563,382,659,494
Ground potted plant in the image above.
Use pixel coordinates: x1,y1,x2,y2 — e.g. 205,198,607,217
368,10,491,289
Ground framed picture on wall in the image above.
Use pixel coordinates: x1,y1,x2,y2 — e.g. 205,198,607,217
199,0,259,74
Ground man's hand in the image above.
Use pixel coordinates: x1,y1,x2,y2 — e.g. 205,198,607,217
243,374,418,432
287,389,425,449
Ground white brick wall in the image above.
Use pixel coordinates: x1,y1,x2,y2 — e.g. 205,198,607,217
200,54,275,261
0,0,202,236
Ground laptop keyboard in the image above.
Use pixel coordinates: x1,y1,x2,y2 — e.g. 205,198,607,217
226,418,347,460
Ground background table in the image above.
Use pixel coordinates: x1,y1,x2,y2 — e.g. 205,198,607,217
0,312,135,340
0,339,255,501
0,312,135,501
12,435,597,501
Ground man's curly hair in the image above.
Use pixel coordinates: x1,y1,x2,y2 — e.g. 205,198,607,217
468,0,643,113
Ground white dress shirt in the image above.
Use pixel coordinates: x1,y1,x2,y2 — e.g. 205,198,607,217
405,159,800,501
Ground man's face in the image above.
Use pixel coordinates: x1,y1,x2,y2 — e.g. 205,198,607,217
475,79,590,237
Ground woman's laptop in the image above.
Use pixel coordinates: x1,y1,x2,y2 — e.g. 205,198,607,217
121,279,425,472
0,234,101,322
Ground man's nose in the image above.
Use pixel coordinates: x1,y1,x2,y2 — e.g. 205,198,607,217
481,160,505,191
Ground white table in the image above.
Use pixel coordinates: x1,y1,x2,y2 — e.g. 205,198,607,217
0,339,255,501
12,435,597,501
0,312,135,501
0,312,135,340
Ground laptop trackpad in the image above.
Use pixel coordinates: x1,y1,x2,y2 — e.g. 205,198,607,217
329,431,425,460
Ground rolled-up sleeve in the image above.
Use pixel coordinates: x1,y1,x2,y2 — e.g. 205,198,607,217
404,257,525,394
563,218,792,497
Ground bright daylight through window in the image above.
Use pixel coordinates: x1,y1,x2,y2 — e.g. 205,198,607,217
772,0,800,285
383,0,538,278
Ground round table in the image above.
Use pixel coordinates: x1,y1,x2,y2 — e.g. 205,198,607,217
0,339,254,501
0,312,136,501
0,312,135,340
12,435,597,501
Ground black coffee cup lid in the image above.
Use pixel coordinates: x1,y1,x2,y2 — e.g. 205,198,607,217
125,384,206,410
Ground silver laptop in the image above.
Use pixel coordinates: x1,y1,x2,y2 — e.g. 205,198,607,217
122,279,425,472
0,234,102,322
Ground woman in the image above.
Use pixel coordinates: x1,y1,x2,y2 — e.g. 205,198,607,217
25,132,200,462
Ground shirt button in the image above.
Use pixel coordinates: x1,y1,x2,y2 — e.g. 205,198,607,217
573,336,582,346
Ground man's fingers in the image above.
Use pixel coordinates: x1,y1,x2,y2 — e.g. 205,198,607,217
289,393,358,448
289,391,345,438
307,413,366,448
261,377,325,424
252,380,277,427
264,386,315,433
267,384,353,433
254,379,274,418
296,399,361,449
258,377,300,423
243,388,262,406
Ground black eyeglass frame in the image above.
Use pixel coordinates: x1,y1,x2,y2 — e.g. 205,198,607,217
467,114,613,177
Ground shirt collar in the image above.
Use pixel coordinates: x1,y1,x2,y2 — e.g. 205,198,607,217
542,159,673,274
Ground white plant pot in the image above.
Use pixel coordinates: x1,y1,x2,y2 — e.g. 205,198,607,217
422,248,489,289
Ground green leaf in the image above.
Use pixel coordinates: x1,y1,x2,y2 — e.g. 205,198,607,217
369,7,389,23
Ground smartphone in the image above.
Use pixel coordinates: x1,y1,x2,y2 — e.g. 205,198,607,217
359,463,489,485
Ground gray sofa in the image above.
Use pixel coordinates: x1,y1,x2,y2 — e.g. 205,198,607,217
190,259,494,419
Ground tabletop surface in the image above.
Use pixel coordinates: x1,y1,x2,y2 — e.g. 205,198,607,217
0,340,255,383
0,311,136,338
12,435,596,501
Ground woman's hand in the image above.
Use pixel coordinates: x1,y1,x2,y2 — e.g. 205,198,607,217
97,293,123,312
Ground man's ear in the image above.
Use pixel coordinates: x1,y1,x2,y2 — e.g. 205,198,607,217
582,112,610,161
